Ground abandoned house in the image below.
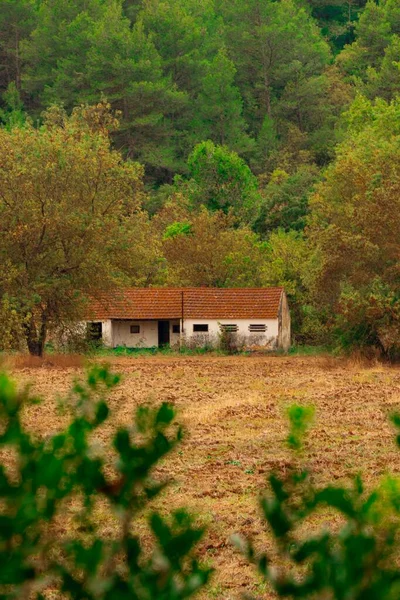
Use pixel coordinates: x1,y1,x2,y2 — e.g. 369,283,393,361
86,287,291,351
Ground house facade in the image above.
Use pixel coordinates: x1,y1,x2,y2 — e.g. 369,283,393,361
86,287,291,351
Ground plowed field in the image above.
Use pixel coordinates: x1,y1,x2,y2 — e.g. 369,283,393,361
9,355,400,599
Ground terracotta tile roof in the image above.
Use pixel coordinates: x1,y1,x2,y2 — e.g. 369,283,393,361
88,288,284,321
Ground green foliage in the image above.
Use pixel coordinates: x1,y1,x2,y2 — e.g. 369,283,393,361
0,83,27,128
0,366,210,599
338,0,400,100
186,141,260,222
159,208,267,287
1,0,357,184
308,95,400,355
163,221,193,240
300,0,368,53
235,406,400,599
261,229,313,342
0,0,36,96
286,404,315,451
255,165,320,236
220,0,334,168
191,48,254,154
0,102,161,356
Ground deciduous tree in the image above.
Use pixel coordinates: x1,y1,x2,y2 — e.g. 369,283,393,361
0,103,160,355
308,95,400,354
185,140,261,222
157,206,267,287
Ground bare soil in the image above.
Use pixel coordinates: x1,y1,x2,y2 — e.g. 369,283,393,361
8,355,400,599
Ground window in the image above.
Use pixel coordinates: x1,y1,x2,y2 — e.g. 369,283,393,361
172,324,180,334
87,322,102,341
219,324,238,333
193,324,208,332
249,324,267,333
130,325,140,334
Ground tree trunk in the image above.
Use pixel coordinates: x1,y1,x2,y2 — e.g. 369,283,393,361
15,28,21,91
24,313,47,357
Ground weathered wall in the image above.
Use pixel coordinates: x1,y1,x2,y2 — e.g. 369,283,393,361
182,318,279,348
89,317,284,349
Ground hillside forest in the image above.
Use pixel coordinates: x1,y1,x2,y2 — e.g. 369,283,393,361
1,0,400,356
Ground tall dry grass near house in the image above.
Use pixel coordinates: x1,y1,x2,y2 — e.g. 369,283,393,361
7,353,84,370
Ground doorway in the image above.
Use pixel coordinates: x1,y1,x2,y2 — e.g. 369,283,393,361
158,320,170,347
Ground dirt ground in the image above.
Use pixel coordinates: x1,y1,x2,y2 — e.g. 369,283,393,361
7,355,400,599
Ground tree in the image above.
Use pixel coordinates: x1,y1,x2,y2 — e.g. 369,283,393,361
219,0,332,165
21,0,104,110
254,164,320,237
191,48,253,154
138,0,220,97
307,95,400,355
0,0,36,96
21,0,186,182
155,206,267,287
338,0,400,100
83,5,187,180
185,140,261,222
260,229,314,342
0,83,27,129
0,103,160,356
299,0,368,53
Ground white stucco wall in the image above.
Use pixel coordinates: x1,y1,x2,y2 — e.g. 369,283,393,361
87,318,280,348
182,318,279,348
102,320,113,346
112,320,157,348
109,320,181,348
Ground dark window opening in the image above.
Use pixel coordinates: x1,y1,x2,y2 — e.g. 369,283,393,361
172,324,180,334
130,325,140,334
193,324,208,332
87,322,102,341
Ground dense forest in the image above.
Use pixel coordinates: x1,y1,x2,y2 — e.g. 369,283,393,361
0,0,400,356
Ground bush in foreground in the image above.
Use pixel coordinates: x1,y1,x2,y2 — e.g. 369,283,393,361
235,406,400,599
0,366,210,599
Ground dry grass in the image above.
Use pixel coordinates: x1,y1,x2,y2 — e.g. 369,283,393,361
6,353,84,370
7,355,400,599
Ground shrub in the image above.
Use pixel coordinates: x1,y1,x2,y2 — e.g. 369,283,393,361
235,405,400,599
0,366,210,599
180,333,217,353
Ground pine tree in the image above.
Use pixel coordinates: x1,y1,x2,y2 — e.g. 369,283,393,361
192,48,253,154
